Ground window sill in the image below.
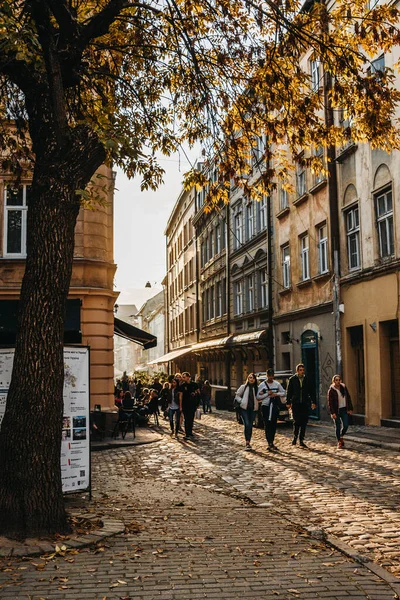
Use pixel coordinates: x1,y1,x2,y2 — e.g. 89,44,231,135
296,278,312,288
309,180,327,195
276,206,290,219
279,287,292,296
312,271,331,283
293,193,309,207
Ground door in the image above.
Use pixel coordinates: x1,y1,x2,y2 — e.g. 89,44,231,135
301,330,319,419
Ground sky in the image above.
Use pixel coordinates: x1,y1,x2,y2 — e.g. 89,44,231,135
114,151,198,307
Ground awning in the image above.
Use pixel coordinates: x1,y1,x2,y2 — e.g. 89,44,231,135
147,346,193,365
190,336,233,352
189,330,268,353
229,330,268,346
114,317,157,350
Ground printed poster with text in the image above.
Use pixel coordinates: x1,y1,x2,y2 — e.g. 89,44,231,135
0,347,90,493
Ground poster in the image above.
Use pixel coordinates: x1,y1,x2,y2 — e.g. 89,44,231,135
0,347,90,494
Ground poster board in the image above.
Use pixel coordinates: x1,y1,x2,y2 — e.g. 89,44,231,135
0,346,90,494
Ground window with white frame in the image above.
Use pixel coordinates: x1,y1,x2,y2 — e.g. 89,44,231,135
259,269,268,308
246,274,254,312
280,187,289,210
259,196,267,230
252,134,265,165
234,211,243,249
296,162,306,197
300,234,310,280
234,281,243,315
346,206,360,270
318,224,329,273
215,223,221,254
246,203,255,240
375,187,394,258
310,58,321,92
282,245,291,289
4,184,30,257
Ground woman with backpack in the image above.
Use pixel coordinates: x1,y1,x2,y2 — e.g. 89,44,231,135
234,373,260,450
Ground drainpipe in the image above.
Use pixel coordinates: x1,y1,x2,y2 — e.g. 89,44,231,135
225,204,231,394
267,194,274,369
195,234,200,344
324,71,342,374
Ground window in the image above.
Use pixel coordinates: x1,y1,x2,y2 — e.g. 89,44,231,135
376,188,394,258
296,162,306,197
259,196,267,230
259,269,268,308
300,234,310,280
215,223,221,254
280,188,289,210
209,230,215,259
234,281,243,315
252,134,265,165
371,54,385,75
346,206,360,270
222,278,227,314
234,211,243,249
310,59,321,92
246,203,255,240
202,291,206,323
216,281,222,317
4,184,30,256
318,224,329,274
246,274,254,312
282,245,291,289
209,285,215,320
313,146,324,185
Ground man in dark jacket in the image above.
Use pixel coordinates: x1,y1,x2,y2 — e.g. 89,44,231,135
286,363,316,448
179,371,200,440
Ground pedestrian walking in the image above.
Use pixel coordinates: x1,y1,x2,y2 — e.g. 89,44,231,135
286,363,316,448
235,373,259,450
201,380,212,413
328,374,353,449
257,368,286,451
179,371,200,440
167,379,181,437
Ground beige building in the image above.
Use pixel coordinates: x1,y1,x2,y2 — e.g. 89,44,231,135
150,185,198,374
338,140,400,426
0,165,119,410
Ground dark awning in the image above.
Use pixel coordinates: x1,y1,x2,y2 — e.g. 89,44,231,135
114,317,157,350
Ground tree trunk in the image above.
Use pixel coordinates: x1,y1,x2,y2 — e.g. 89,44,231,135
0,127,105,538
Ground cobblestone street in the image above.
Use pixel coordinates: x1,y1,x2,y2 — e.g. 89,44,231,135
1,410,400,599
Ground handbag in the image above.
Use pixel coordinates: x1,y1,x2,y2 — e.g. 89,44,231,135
233,387,244,410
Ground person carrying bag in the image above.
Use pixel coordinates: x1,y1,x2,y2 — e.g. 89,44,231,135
235,373,259,451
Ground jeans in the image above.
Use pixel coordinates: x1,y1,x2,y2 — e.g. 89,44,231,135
183,406,196,436
334,407,349,441
292,404,309,442
202,395,212,413
240,407,255,443
261,405,278,446
169,408,180,434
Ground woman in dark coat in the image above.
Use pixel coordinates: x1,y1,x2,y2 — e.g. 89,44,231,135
328,375,353,449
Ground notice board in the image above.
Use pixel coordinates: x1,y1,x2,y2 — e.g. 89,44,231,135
0,346,90,494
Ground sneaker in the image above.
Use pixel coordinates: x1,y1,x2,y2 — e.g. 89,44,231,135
272,444,278,451
299,441,308,448
245,443,252,451
340,437,345,448
291,438,297,446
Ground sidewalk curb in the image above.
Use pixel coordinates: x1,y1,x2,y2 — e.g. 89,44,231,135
309,423,400,452
0,516,125,559
91,436,163,451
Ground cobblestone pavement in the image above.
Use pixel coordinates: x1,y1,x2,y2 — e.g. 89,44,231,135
0,410,400,600
94,411,400,576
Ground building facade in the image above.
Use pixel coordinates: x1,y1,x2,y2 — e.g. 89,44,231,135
0,164,118,409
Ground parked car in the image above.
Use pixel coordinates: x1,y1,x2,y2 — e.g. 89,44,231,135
254,370,293,428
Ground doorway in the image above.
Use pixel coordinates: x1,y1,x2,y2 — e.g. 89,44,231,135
301,329,319,419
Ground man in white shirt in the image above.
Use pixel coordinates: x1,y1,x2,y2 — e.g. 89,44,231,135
257,369,286,451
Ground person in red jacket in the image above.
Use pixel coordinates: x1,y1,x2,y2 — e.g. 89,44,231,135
328,375,353,449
